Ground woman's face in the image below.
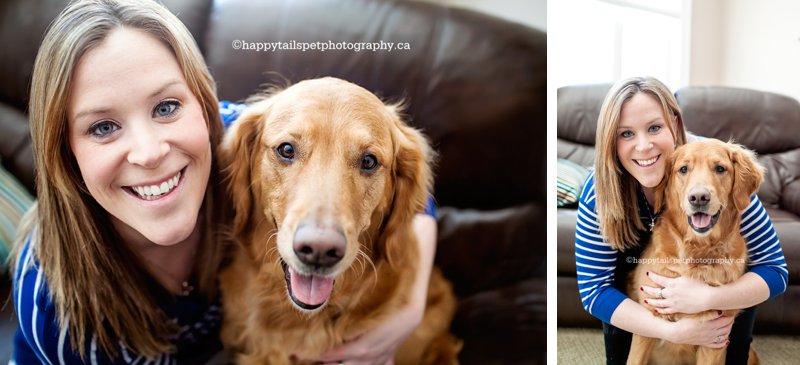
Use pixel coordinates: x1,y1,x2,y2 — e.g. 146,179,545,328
615,92,675,188
67,27,211,247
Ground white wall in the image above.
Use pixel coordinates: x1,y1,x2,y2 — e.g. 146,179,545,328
687,0,723,86
419,0,545,31
689,0,800,101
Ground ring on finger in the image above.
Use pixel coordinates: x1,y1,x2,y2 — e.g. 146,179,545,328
659,287,665,299
715,335,723,344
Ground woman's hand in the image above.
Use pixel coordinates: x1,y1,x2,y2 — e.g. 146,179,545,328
641,267,713,314
665,311,734,349
308,300,425,365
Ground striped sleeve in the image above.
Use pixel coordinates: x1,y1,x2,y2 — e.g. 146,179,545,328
219,101,247,128
740,194,789,298
422,195,436,218
12,237,92,365
574,171,627,324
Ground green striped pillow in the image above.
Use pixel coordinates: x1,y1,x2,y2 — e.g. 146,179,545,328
0,163,34,267
557,159,589,208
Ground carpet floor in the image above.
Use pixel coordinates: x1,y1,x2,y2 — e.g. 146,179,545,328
558,327,800,364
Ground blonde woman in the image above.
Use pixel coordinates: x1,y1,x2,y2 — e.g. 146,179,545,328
11,0,436,363
574,76,788,364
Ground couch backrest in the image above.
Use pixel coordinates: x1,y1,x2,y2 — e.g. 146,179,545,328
556,83,609,168
0,0,546,211
557,84,800,216
202,0,546,209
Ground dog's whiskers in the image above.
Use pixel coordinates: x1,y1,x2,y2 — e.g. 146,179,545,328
251,222,279,268
356,248,378,288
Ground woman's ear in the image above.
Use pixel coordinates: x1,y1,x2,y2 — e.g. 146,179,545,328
218,100,270,236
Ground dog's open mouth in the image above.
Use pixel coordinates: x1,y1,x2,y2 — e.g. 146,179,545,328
282,261,335,310
687,211,721,234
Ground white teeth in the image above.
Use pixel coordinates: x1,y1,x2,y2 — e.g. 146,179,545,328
636,157,658,166
130,171,182,200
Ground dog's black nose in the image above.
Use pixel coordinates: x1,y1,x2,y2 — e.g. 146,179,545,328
688,187,711,207
293,224,346,268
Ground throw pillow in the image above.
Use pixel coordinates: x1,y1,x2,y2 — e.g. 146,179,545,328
0,162,34,267
557,159,589,208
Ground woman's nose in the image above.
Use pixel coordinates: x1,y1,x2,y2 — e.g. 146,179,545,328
635,135,653,152
126,123,170,168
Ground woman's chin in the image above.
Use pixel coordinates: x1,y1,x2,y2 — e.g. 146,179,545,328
634,172,665,189
144,225,197,247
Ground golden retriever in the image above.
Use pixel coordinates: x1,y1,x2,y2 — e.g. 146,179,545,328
627,139,763,365
218,77,460,364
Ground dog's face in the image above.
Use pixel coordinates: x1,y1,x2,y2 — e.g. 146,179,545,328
659,139,763,237
221,78,431,312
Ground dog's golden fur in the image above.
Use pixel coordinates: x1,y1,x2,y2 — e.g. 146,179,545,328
218,77,460,364
627,139,763,365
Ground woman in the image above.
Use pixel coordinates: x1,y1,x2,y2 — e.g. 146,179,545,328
11,0,436,363
574,76,788,364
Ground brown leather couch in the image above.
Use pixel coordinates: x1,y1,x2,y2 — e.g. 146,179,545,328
0,0,546,363
557,83,800,333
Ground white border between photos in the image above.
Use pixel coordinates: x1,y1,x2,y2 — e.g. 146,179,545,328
546,0,557,362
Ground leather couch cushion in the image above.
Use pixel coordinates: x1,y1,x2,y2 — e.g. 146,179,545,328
437,204,546,297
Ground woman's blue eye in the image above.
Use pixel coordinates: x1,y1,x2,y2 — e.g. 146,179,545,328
153,100,180,118
620,130,633,138
649,125,662,133
88,121,119,138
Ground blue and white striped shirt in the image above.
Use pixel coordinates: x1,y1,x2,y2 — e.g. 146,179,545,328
575,170,789,324
12,233,224,365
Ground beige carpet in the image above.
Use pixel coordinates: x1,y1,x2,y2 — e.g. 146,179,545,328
558,327,800,364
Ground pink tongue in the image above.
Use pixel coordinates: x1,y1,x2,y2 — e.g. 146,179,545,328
289,267,334,306
691,213,711,228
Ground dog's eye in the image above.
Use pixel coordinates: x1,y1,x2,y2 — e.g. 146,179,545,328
679,165,688,174
276,143,295,160
716,165,726,173
360,154,379,172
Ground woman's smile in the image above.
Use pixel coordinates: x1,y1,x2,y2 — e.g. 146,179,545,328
633,155,660,168
125,167,185,201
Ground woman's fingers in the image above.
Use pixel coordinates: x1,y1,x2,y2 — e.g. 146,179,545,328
698,316,732,348
640,284,662,298
646,271,674,287
710,314,734,331
705,338,729,349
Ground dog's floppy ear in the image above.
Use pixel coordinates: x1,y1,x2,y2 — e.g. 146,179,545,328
729,143,764,213
381,104,434,265
219,100,270,237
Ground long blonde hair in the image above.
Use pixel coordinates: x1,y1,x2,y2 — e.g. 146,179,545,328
595,76,687,250
13,0,225,359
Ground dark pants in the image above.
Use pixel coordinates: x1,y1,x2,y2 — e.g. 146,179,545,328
603,306,757,365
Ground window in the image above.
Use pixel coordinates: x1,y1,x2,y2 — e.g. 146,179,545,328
551,0,689,91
